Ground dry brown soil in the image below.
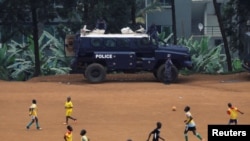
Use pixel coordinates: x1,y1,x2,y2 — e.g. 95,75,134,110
1,72,250,141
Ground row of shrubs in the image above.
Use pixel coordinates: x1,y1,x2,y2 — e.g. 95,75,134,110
0,31,243,81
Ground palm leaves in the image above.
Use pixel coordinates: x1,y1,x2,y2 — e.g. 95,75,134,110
0,44,16,80
0,30,244,81
179,36,243,74
0,31,71,81
179,36,226,73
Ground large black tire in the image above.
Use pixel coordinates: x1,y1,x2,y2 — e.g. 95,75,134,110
156,64,178,82
85,63,106,83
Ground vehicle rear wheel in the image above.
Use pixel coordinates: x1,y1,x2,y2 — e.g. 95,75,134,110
156,64,178,82
85,63,106,83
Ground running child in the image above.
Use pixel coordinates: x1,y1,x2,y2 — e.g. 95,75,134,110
64,125,73,141
80,129,89,141
146,122,165,141
64,96,77,125
227,102,244,125
26,99,42,130
183,106,204,141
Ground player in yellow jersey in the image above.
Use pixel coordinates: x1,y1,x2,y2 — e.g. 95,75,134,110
227,103,244,125
183,106,204,141
26,99,42,130
64,96,77,125
64,125,73,141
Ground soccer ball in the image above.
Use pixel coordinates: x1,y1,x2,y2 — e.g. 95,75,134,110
172,106,176,111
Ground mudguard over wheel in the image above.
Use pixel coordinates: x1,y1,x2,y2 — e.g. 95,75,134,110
85,63,106,83
156,64,178,82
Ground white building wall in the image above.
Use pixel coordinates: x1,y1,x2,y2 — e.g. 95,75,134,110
146,0,192,38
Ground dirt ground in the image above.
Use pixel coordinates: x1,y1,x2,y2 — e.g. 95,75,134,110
1,72,250,141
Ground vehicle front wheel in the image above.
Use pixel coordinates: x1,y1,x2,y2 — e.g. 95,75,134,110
85,63,106,83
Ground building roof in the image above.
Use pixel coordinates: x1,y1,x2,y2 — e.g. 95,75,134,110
81,33,149,38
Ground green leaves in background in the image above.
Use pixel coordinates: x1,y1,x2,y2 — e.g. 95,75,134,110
179,36,242,74
0,31,71,81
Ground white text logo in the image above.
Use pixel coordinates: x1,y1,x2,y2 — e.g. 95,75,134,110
95,54,112,59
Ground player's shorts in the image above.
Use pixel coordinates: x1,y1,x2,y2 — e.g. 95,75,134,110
31,115,37,119
185,125,196,132
229,119,237,124
66,109,73,116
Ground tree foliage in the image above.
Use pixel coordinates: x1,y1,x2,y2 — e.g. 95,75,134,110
223,0,250,53
0,31,71,81
0,0,73,76
0,0,136,77
73,0,137,33
213,0,232,71
0,0,145,79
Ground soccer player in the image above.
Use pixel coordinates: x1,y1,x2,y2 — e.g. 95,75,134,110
227,102,244,125
146,122,165,141
64,96,77,125
80,129,89,141
183,106,204,141
26,99,42,130
64,125,73,141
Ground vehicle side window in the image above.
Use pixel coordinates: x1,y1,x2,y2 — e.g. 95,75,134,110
91,38,102,47
104,39,116,47
117,38,130,48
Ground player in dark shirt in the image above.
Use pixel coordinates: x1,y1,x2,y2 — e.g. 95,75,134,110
147,122,165,141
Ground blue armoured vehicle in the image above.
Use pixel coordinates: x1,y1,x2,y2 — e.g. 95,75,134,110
65,31,192,83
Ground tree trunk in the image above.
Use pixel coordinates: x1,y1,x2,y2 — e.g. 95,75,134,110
213,0,232,71
171,0,177,45
131,1,136,25
31,7,41,77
